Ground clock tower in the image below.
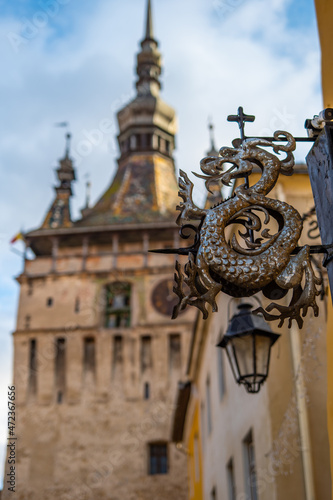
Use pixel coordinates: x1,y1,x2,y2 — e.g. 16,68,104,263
6,1,195,499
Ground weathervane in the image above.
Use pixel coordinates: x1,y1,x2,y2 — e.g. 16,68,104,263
152,107,329,329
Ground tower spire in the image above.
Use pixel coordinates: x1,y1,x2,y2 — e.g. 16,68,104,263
77,0,178,226
65,132,71,158
204,119,222,209
206,119,219,156
145,0,153,40
41,132,76,229
136,0,162,97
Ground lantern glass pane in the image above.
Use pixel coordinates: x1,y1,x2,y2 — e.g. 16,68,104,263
254,334,272,375
225,343,240,380
230,335,254,379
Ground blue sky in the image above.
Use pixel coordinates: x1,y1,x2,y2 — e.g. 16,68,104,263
0,0,321,487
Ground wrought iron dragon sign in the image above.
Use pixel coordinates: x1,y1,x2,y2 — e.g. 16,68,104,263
166,127,324,329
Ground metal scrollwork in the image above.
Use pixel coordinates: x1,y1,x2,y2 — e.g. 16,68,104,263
301,206,320,240
172,131,322,328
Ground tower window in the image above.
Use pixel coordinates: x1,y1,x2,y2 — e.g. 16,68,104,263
169,333,181,370
165,140,170,153
28,339,37,395
136,134,141,149
141,335,152,372
47,297,53,307
55,338,66,403
83,337,96,375
27,281,33,296
141,134,147,148
105,282,131,328
75,298,80,313
25,315,31,329
148,443,168,475
243,430,258,500
113,335,123,370
130,135,136,149
227,458,236,500
144,382,150,400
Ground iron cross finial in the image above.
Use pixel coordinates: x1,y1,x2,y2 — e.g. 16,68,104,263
227,107,255,141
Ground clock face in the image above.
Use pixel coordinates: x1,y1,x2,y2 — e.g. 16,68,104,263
151,278,184,316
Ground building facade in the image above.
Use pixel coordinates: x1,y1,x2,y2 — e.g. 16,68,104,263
4,2,196,499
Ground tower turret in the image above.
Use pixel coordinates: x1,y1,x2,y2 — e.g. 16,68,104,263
41,133,76,229
206,120,219,157
11,4,192,500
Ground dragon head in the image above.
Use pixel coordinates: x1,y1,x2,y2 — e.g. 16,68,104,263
196,146,254,189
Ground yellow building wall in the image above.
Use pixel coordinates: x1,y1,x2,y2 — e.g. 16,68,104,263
315,1,333,495
325,289,333,500
315,0,333,108
187,403,203,500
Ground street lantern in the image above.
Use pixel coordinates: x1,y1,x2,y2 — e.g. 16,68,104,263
217,303,280,394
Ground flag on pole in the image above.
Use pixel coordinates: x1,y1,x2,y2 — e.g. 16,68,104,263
10,232,25,244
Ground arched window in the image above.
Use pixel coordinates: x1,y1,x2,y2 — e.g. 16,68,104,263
105,282,131,328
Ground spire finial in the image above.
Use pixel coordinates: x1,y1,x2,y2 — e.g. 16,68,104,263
65,132,71,158
136,0,161,97
145,0,153,40
208,118,216,151
85,179,91,209
207,118,219,156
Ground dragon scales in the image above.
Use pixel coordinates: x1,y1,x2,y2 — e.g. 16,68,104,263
172,131,322,328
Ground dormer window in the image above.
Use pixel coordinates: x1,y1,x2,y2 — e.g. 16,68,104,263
141,134,147,148
105,282,131,328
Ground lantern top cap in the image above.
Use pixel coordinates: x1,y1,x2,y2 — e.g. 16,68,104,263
217,302,280,347
237,303,253,311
